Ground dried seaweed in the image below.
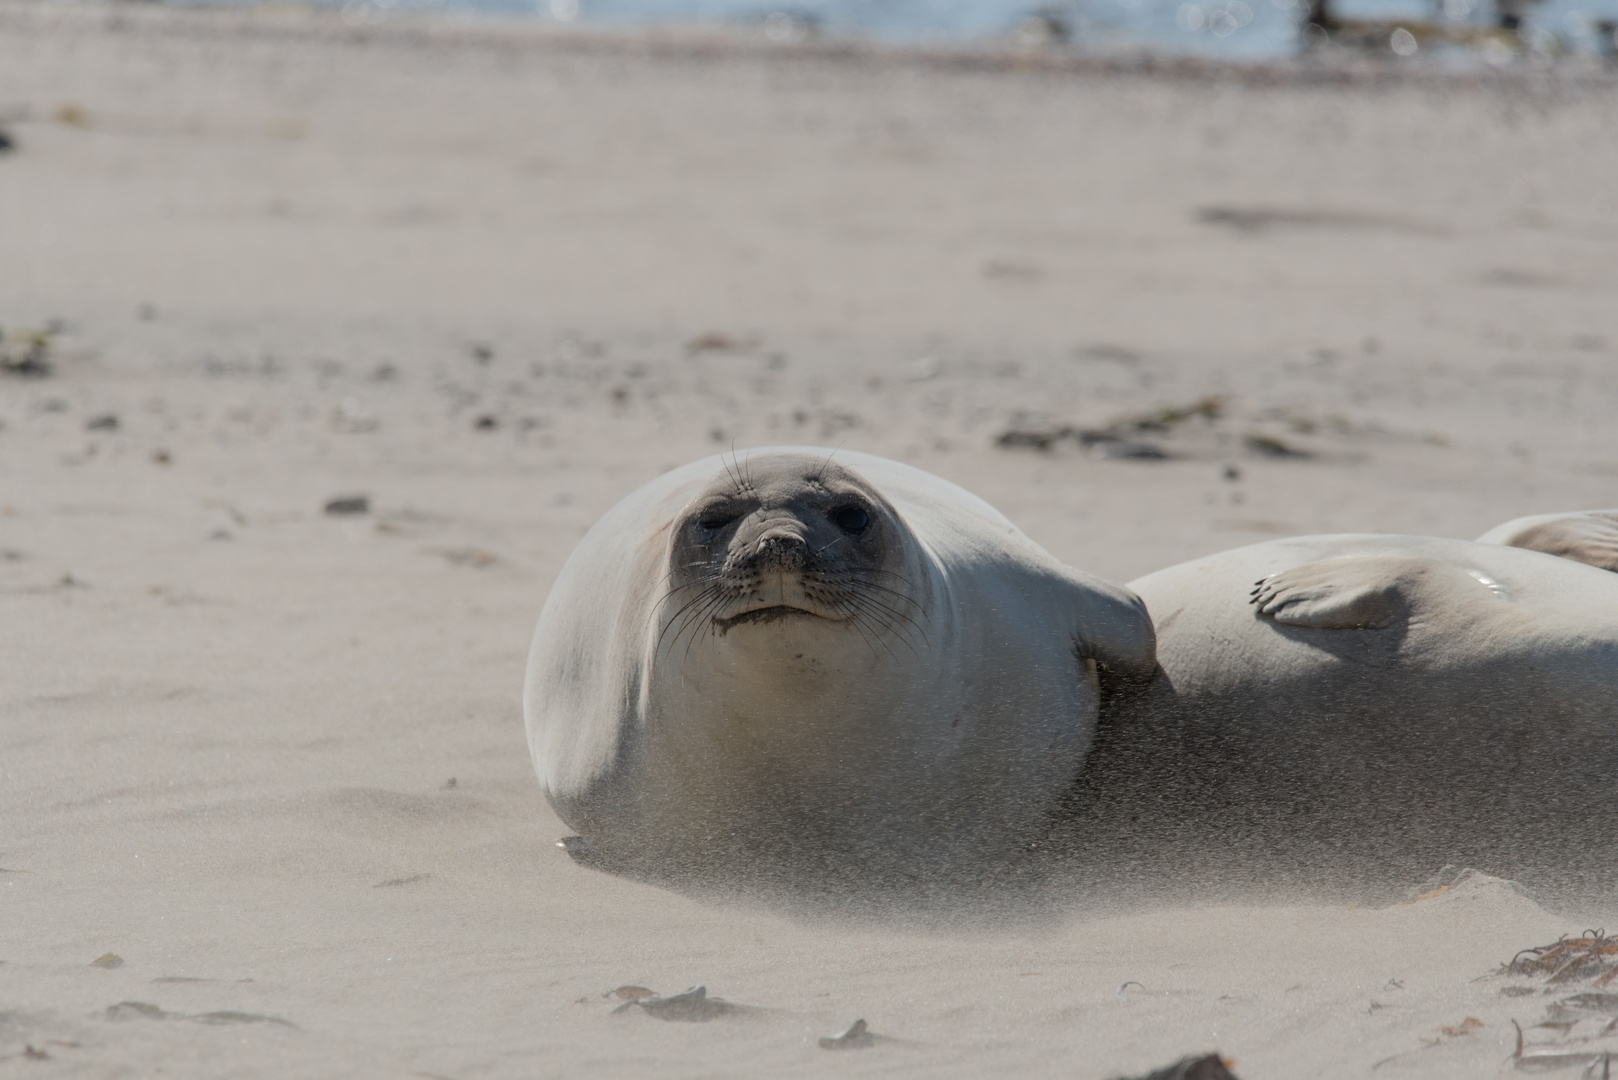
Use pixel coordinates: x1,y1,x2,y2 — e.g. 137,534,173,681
610,985,746,1022
1506,931,1618,988
995,396,1223,456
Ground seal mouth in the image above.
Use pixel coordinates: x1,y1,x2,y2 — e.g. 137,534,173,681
713,605,825,631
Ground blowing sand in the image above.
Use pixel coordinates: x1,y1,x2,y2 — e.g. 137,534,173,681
3,4,1618,1075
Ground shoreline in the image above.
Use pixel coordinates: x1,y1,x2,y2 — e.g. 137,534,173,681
4,0,1618,94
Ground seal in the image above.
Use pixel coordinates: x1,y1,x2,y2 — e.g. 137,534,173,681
1478,509,1618,573
523,448,1156,893
1068,533,1618,898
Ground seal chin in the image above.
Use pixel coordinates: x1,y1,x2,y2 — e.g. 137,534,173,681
713,603,829,631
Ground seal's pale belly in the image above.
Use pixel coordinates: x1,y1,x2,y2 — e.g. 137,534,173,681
624,601,1101,877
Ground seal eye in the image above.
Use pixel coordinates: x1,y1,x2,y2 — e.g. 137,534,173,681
832,505,870,533
698,511,742,533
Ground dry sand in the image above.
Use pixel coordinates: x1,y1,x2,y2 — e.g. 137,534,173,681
3,4,1618,1075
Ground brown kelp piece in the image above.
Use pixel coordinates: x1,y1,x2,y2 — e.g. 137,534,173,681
610,985,745,1022
1506,931,1618,986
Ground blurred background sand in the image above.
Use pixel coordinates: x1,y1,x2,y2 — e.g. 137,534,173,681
2,4,1617,1075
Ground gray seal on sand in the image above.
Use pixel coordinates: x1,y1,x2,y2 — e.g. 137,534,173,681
523,448,1155,894
1065,533,1618,899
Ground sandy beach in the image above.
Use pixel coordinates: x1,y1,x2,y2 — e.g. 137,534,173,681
3,4,1618,1075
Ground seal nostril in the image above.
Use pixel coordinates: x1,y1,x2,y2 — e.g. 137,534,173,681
756,531,808,570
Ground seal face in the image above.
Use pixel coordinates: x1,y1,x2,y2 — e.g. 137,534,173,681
662,458,920,660
523,448,1155,895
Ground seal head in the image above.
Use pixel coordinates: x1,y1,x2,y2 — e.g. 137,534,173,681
661,456,924,670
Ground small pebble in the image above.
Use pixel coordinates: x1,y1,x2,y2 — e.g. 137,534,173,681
324,495,370,516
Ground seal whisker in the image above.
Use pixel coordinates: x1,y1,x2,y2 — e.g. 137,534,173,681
837,567,926,595
838,566,918,585
844,592,922,643
828,579,931,628
668,587,731,671
839,595,924,658
679,589,736,677
675,585,735,643
814,535,850,557
812,443,844,483
842,608,909,661
656,578,724,635
814,590,904,657
846,588,924,631
810,575,929,644
646,563,725,601
721,442,745,497
654,573,726,605
826,596,888,662
824,576,927,621
656,583,729,659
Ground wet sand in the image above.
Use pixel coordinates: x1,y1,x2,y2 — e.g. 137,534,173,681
2,4,1618,1075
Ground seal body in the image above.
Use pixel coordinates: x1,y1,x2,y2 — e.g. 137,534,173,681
1478,509,1618,573
1072,534,1618,897
523,448,1155,892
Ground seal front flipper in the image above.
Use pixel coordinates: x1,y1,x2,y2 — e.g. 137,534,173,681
1477,510,1618,574
1062,570,1157,682
1248,556,1438,629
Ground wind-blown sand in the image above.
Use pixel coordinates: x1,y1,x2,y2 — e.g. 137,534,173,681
3,4,1618,1075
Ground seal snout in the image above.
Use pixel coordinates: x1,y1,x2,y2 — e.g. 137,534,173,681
754,528,809,572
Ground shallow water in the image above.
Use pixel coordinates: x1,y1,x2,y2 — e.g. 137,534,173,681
175,0,1618,61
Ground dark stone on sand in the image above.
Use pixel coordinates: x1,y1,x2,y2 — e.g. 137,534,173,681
473,414,497,431
0,129,14,153
1096,440,1168,460
86,414,119,431
1112,1053,1239,1080
323,495,370,516
0,334,52,377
